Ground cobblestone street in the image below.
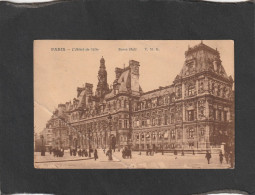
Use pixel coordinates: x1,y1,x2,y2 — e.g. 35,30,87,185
34,149,232,169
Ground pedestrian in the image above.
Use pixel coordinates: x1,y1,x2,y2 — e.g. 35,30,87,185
181,150,184,156
205,151,211,164
70,147,72,156
107,148,113,161
219,151,224,164
94,149,98,161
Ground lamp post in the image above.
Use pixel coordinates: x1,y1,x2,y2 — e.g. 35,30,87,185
88,127,91,157
107,114,112,149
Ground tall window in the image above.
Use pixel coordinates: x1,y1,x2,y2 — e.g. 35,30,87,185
212,83,215,93
152,132,156,140
224,111,227,121
188,85,195,96
170,113,174,124
189,128,194,138
171,130,176,139
164,114,168,125
213,109,216,120
217,85,221,96
218,110,222,121
200,128,205,136
187,110,194,121
119,120,122,128
152,118,155,126
124,120,128,128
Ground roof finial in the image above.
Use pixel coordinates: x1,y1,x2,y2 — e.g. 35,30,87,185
201,40,203,44
124,63,125,69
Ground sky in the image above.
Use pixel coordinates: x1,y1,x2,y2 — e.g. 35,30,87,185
34,40,234,133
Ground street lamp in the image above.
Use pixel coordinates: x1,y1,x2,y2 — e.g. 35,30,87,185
106,114,112,149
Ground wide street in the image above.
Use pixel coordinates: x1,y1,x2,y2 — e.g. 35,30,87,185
34,149,232,169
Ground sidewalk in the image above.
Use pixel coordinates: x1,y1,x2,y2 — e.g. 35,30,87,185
34,151,92,163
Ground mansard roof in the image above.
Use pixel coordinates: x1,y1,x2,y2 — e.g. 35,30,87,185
140,85,174,100
176,42,231,82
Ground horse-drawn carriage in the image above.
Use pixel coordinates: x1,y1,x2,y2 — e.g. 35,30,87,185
122,147,132,159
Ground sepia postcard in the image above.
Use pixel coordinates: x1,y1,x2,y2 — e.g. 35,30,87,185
34,40,235,169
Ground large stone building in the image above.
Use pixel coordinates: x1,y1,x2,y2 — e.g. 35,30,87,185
47,42,234,152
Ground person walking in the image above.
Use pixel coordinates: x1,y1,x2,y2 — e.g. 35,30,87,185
94,149,98,161
70,147,72,156
107,148,113,161
219,151,224,164
205,151,211,164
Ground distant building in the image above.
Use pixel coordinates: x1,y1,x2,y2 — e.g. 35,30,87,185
40,125,53,151
46,42,234,152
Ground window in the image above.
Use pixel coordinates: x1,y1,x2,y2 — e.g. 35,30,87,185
201,128,205,136
177,131,182,139
187,110,194,121
224,111,227,121
189,128,194,138
152,132,156,140
141,134,144,141
164,114,168,125
119,120,122,128
158,118,161,126
170,113,175,124
124,120,128,128
152,98,157,107
212,83,215,93
176,86,182,98
213,109,216,120
188,85,195,96
171,130,176,139
152,118,155,126
217,85,221,96
218,110,222,121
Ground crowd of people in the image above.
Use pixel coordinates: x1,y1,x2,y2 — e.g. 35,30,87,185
205,150,234,168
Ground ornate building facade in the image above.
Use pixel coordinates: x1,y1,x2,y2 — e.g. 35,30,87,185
47,42,234,152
